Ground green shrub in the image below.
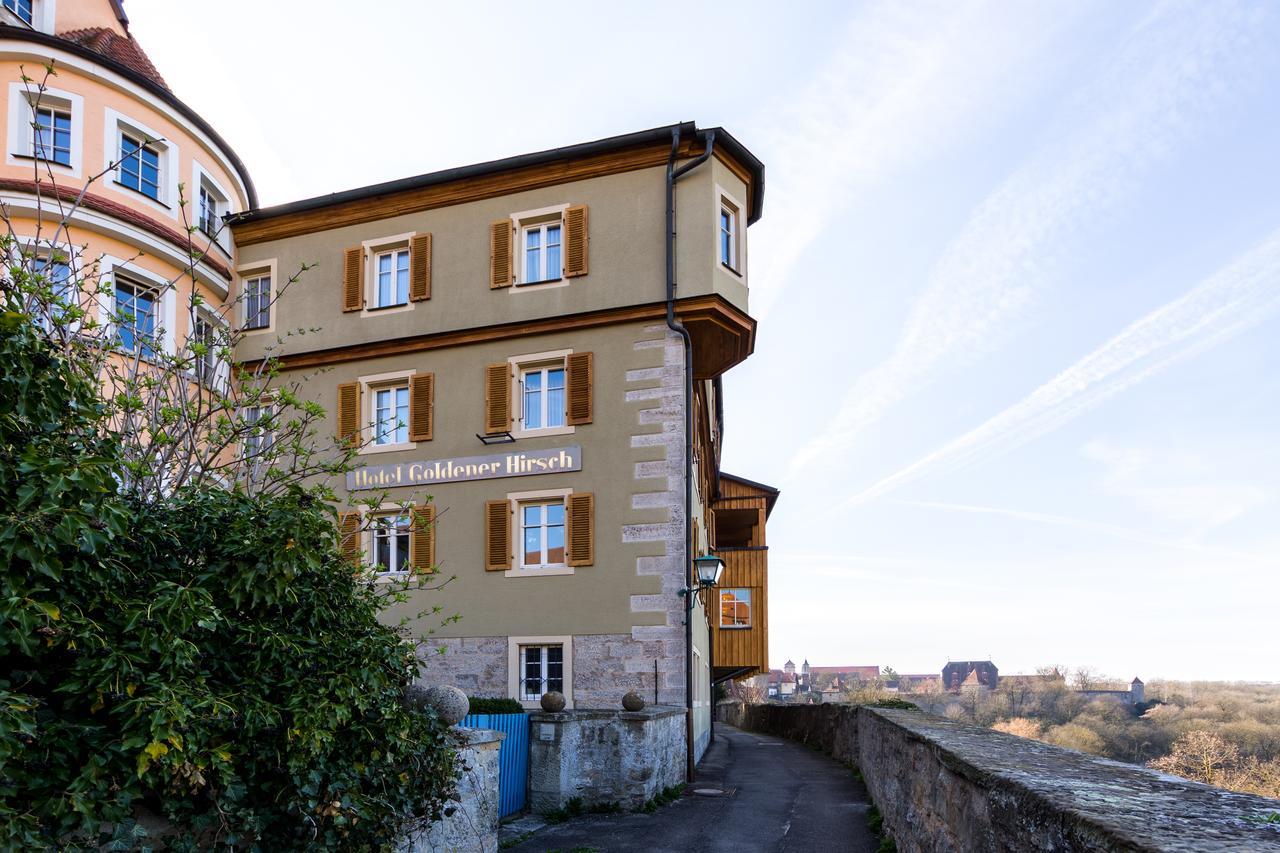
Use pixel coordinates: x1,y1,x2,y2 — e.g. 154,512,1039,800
468,697,526,715
0,292,457,848
867,699,919,711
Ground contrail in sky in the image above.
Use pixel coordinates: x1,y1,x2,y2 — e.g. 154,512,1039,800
788,0,1267,476
839,228,1280,508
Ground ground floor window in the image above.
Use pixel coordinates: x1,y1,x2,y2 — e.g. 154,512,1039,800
519,644,563,700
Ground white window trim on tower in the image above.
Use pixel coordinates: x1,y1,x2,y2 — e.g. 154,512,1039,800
192,161,232,253
6,82,83,177
355,368,419,455
103,108,179,216
507,635,574,709
508,203,571,291
507,348,576,439
360,231,416,316
98,256,176,360
1,0,55,31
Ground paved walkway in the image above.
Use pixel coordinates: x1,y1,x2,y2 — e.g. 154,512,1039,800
502,724,878,853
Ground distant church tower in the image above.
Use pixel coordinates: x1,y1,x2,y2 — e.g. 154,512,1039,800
783,659,795,675
801,659,810,677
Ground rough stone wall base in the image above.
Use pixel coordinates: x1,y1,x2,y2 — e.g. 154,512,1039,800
528,707,685,812
401,728,502,853
734,704,1280,852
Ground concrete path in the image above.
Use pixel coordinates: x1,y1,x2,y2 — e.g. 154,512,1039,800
501,724,879,853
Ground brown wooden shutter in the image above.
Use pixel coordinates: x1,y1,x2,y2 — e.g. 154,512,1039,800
565,351,593,426
563,204,589,278
565,492,594,567
484,499,510,571
409,233,432,301
411,504,436,573
336,381,360,445
342,246,364,311
338,511,361,563
483,363,511,434
489,220,513,288
409,373,434,441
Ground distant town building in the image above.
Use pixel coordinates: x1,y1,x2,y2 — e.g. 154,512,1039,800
943,660,999,692
767,660,880,700
1076,677,1145,707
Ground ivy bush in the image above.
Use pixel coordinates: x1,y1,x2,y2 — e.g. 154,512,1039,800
1,277,456,848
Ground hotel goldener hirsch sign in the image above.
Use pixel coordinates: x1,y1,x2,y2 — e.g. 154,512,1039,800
347,446,582,491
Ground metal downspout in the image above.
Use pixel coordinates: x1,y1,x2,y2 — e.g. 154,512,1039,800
666,126,715,782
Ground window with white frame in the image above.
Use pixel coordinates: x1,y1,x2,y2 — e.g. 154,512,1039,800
371,383,410,446
2,0,33,24
520,362,566,431
197,179,227,238
33,254,73,324
719,201,739,271
519,499,566,569
519,219,562,284
117,132,161,200
719,588,752,628
33,105,71,166
192,314,219,385
372,247,410,308
114,276,158,359
370,512,411,575
519,644,564,700
243,272,271,330
243,404,273,469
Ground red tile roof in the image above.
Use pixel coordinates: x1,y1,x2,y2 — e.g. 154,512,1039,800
57,27,169,92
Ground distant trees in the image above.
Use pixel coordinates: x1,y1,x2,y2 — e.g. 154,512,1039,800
993,717,1042,739
1149,730,1239,785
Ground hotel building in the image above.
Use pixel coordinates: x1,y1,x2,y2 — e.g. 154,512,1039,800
3,2,773,771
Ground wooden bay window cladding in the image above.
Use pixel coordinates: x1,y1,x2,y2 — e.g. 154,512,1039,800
342,234,433,311
489,204,589,288
483,355,593,434
484,494,595,570
336,374,434,444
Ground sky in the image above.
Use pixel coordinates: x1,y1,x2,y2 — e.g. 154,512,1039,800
130,0,1280,682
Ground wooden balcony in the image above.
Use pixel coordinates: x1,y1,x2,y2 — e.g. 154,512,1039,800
710,473,777,683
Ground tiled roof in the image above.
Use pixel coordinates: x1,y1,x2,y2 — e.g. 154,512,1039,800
808,665,880,679
56,27,168,91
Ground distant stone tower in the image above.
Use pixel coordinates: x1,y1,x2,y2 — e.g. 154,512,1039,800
783,659,795,675
1130,677,1145,705
801,659,810,677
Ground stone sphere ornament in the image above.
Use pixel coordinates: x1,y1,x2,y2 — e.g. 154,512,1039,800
622,690,646,712
423,685,470,725
540,690,567,712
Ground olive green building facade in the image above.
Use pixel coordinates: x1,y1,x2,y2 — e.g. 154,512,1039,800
232,123,769,764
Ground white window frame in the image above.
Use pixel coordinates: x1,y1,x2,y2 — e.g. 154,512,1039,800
192,162,232,254
104,108,179,216
6,83,83,177
356,369,418,455
190,309,229,389
368,509,413,577
518,499,566,570
508,635,573,709
715,185,746,280
238,259,277,335
102,261,174,360
242,401,274,477
361,232,416,316
719,588,752,629
503,487,574,577
508,348,575,439
0,0,54,31
509,204,570,291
